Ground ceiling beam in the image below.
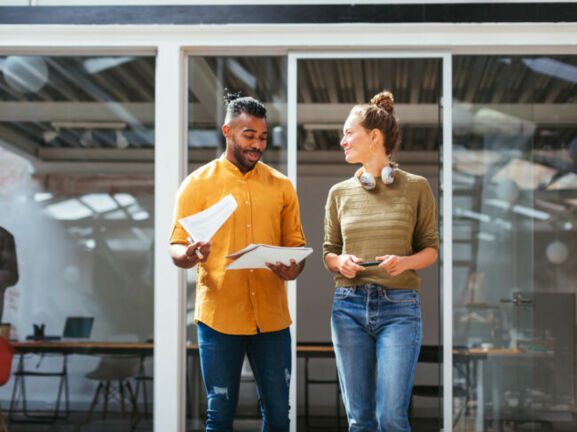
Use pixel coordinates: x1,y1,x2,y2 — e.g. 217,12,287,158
3,102,577,126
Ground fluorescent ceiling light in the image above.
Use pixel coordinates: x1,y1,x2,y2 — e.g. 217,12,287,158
34,192,53,202
485,198,550,221
473,107,536,136
80,193,118,213
547,172,577,190
103,209,127,220
492,158,556,190
477,232,496,242
131,210,150,221
114,193,137,207
106,238,149,252
484,198,511,210
523,57,577,84
512,204,550,221
83,57,134,74
45,199,92,220
82,239,96,250
454,208,491,223
453,149,502,176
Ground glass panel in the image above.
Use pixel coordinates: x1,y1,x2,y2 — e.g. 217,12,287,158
0,55,155,429
185,55,287,430
453,54,577,431
296,57,442,428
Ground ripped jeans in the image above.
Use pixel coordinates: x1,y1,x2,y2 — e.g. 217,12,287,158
197,322,291,432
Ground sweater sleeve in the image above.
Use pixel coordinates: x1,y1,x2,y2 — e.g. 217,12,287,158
322,187,343,261
412,179,440,252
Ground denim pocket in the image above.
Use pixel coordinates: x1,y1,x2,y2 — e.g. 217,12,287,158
383,288,418,304
334,287,353,300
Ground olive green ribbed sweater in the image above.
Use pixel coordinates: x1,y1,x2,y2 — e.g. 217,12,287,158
323,169,439,290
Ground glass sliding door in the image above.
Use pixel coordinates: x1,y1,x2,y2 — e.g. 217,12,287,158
452,54,577,431
291,53,448,431
185,55,288,431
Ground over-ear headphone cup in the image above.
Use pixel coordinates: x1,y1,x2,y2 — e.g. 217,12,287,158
358,172,376,190
381,166,395,184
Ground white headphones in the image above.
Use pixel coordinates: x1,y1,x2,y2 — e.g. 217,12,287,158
355,164,396,190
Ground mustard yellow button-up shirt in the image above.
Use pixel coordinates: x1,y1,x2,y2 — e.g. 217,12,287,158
170,155,306,335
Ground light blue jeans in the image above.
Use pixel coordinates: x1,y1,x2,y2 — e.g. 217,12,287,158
197,322,291,432
331,284,422,432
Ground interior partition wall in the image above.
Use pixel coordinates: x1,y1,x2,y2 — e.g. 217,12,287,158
0,50,156,427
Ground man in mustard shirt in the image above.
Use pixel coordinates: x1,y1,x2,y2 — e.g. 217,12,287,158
169,94,306,432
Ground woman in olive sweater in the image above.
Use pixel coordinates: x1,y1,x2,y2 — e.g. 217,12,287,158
323,90,439,432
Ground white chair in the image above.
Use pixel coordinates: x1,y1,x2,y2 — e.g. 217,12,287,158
85,334,140,423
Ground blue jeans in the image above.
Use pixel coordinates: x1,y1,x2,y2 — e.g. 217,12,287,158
331,284,422,432
197,322,291,432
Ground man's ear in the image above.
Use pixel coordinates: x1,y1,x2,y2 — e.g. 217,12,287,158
222,124,231,138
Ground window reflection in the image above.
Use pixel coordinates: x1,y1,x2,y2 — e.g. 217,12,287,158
453,55,577,430
0,55,155,429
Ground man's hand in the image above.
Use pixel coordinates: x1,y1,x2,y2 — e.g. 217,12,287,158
169,241,211,269
266,259,305,281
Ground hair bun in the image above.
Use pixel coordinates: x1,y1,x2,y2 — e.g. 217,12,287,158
370,91,395,114
223,90,243,105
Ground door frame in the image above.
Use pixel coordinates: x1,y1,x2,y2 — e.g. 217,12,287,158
287,51,453,432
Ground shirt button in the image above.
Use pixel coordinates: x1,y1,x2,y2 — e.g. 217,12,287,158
247,224,251,228
250,269,254,273
245,201,249,205
242,181,246,184
251,292,255,296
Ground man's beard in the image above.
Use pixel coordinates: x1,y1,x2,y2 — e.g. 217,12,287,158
232,138,262,171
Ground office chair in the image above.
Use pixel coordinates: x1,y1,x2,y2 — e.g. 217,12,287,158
0,337,15,432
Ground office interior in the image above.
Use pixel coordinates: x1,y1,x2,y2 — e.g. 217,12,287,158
0,8,577,432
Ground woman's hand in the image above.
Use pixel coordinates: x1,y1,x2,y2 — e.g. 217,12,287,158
376,248,437,276
332,254,366,279
376,254,408,276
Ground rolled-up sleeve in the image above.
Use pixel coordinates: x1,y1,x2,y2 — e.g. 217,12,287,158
412,180,439,252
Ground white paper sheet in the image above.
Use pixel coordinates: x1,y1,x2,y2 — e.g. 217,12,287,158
178,194,237,243
225,244,313,270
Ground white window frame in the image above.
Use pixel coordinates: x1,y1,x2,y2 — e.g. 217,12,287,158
1,21,576,432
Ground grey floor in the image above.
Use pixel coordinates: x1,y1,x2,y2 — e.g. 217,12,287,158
3,410,577,431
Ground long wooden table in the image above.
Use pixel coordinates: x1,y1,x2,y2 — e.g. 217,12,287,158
13,341,539,430
8,341,202,426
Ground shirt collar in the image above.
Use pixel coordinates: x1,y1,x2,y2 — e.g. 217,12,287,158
219,153,260,178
